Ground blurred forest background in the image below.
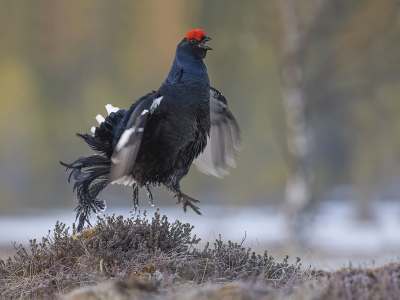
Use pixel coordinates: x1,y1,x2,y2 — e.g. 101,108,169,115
1,0,400,232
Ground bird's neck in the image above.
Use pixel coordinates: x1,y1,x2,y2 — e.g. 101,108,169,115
167,51,208,81
176,51,204,67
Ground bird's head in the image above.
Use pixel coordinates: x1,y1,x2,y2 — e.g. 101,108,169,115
177,29,212,60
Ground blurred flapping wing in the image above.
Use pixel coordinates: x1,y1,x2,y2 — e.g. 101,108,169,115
194,87,241,178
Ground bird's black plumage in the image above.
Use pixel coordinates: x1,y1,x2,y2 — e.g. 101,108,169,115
61,30,240,232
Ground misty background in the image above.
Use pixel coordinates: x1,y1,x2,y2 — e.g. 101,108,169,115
1,0,400,268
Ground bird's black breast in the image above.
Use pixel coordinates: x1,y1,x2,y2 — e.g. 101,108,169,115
130,80,210,186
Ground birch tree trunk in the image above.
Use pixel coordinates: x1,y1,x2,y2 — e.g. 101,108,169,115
279,0,328,244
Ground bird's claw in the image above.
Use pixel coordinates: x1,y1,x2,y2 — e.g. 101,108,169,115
130,205,138,216
174,191,201,215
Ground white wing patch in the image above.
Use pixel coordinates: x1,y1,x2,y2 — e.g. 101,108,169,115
111,175,136,186
115,127,135,151
141,109,149,115
91,126,96,134
150,96,163,113
105,104,119,114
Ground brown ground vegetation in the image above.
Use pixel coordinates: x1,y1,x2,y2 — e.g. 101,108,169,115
1,211,399,300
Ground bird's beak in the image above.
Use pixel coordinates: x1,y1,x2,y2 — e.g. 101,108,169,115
199,36,212,50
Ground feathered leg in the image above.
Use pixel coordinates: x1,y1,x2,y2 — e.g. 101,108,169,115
145,184,154,206
130,184,139,215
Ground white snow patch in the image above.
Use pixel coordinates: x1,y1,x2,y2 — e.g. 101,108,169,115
105,104,119,114
96,114,105,124
150,96,163,113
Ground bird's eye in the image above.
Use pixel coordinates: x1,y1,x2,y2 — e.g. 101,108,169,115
190,39,197,43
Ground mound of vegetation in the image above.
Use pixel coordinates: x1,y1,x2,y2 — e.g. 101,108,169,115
2,210,399,299
0,210,304,299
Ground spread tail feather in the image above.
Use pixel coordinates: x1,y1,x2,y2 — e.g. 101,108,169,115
61,108,126,232
60,154,111,232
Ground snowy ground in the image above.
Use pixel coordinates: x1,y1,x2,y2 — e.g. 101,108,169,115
1,201,399,269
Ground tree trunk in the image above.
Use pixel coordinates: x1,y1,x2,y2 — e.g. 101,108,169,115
279,0,315,245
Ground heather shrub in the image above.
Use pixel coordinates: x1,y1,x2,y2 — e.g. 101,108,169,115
168,235,302,285
2,211,399,300
0,210,302,299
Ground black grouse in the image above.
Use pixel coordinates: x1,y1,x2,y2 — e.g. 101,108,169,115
61,29,241,232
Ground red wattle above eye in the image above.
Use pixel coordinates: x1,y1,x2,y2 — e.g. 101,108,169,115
186,29,206,41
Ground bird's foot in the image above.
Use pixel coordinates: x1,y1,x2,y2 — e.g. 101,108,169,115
174,190,201,215
130,205,138,216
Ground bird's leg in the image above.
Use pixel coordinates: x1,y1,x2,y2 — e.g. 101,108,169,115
130,184,139,216
145,184,154,206
166,181,201,215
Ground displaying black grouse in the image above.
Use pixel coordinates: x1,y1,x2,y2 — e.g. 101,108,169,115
61,29,241,232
